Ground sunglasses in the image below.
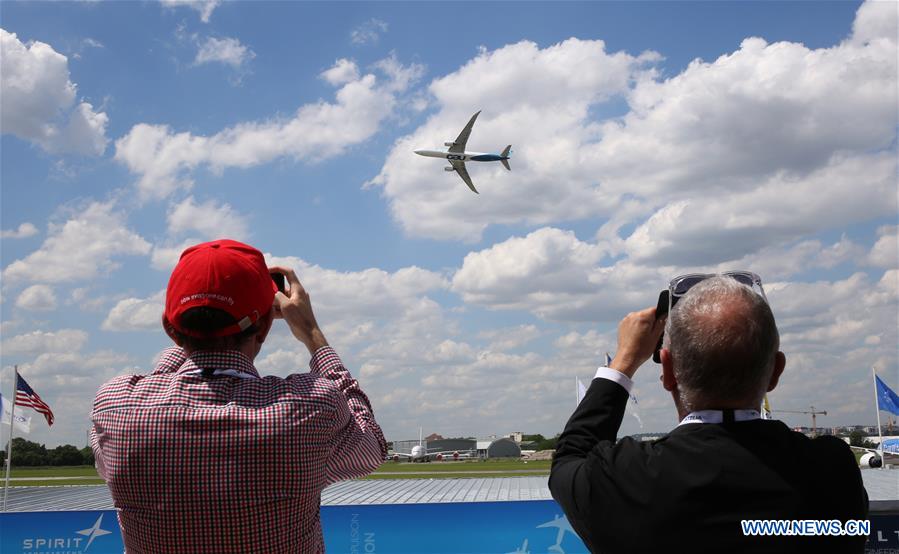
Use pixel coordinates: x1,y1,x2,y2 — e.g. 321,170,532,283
652,271,767,363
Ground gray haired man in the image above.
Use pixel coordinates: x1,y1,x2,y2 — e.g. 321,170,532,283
550,274,868,554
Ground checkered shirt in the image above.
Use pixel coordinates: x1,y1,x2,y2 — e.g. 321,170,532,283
91,346,387,553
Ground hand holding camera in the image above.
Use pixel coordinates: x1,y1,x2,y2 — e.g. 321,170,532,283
269,266,329,354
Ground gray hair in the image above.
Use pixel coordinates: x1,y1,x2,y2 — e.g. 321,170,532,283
663,276,779,412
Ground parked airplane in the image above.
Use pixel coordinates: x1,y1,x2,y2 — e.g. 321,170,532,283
856,437,899,468
391,447,475,463
414,110,511,194
389,428,476,462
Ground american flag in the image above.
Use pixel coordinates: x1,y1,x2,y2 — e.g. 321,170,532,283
15,373,54,426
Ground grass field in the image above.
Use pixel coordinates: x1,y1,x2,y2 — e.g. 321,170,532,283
6,460,552,486
7,465,104,486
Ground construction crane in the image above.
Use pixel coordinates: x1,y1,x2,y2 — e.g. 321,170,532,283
776,406,827,437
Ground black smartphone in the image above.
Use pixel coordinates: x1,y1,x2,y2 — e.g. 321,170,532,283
270,272,286,294
652,290,669,363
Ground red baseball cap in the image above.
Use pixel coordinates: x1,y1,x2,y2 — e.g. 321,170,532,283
165,239,277,338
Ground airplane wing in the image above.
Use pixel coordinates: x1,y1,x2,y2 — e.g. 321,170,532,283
448,111,481,153
450,160,478,194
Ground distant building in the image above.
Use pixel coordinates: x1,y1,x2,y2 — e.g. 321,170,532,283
426,433,444,441
508,432,523,444
477,438,521,459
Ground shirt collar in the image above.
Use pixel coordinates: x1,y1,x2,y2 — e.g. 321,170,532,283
151,347,260,379
678,409,761,426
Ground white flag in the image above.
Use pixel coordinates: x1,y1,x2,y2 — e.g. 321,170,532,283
1,393,31,433
607,351,644,429
576,377,588,405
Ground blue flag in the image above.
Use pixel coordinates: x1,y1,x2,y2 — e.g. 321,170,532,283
875,375,899,416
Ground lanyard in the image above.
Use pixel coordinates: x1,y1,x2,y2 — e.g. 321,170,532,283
678,409,761,426
183,368,258,379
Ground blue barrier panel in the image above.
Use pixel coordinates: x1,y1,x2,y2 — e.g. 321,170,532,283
320,500,587,554
1,505,896,553
1,510,123,554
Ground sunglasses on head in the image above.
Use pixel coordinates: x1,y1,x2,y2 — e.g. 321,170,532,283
652,270,767,363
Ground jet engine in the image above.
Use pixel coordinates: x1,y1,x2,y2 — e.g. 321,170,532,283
444,142,456,147
860,452,882,468
445,166,455,172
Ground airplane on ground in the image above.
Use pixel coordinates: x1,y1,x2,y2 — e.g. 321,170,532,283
390,447,475,463
414,110,511,194
856,437,899,468
537,514,576,554
388,428,476,462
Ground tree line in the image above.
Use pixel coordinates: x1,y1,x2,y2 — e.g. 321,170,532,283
0,438,94,467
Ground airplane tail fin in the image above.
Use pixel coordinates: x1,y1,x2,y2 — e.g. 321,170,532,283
501,145,512,171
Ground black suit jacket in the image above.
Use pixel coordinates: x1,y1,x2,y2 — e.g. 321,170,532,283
549,377,869,554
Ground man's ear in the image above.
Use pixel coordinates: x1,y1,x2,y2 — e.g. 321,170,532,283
660,348,678,392
766,351,786,392
255,308,275,344
162,315,182,346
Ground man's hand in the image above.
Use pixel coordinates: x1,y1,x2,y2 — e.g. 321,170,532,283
269,266,329,355
609,306,666,378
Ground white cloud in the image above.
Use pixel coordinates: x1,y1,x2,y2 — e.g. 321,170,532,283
321,58,360,86
763,270,898,416
450,222,890,326
451,227,636,321
102,290,165,332
265,254,447,324
351,18,388,45
15,284,58,311
479,324,541,351
1,329,88,355
868,225,898,269
68,287,118,312
150,238,196,271
167,196,250,241
160,0,220,23
1,222,38,239
851,0,897,46
256,253,450,382
0,29,108,156
370,3,896,243
115,54,424,198
2,201,151,286
194,36,255,69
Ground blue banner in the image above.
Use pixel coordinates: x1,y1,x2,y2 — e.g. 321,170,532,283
0,510,124,554
321,500,587,553
1,503,897,553
875,375,899,416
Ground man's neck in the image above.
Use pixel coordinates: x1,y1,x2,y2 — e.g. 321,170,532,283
181,342,257,361
677,403,760,421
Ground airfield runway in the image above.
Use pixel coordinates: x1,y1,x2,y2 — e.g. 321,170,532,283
4,472,897,512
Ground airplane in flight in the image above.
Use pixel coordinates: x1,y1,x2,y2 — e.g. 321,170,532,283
414,111,511,194
506,538,529,554
537,514,576,554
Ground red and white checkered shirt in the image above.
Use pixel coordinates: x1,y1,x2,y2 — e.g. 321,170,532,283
91,346,387,553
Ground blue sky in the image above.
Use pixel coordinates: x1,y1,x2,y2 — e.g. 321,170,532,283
1,0,896,448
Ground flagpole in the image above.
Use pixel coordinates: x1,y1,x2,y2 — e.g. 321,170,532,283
3,367,18,511
873,367,884,470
